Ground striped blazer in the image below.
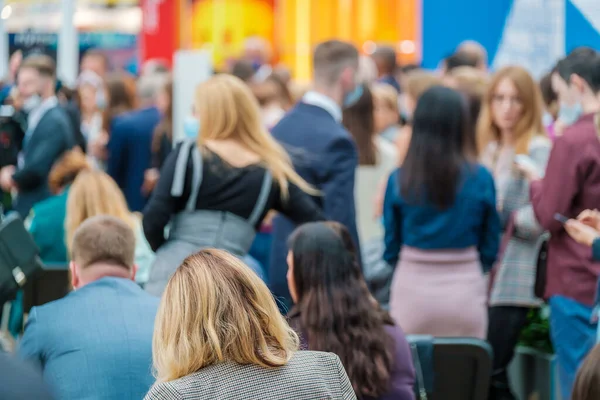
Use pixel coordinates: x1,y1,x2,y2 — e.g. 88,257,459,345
483,136,552,307
144,351,357,400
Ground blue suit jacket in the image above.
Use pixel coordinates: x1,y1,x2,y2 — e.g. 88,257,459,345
18,277,159,400
107,107,161,212
269,102,360,305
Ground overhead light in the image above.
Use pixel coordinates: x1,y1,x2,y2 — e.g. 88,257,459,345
363,41,377,55
1,5,12,20
399,40,415,54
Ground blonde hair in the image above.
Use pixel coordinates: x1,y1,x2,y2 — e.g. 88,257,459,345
477,66,545,155
48,148,91,194
195,74,317,198
153,249,299,382
371,83,399,113
65,170,135,252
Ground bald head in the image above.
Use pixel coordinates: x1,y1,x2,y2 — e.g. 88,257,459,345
457,40,488,71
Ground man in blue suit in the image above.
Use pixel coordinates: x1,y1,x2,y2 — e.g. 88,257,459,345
107,73,164,212
270,40,361,308
19,215,159,400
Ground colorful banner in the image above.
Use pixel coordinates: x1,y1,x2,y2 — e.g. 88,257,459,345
140,0,177,66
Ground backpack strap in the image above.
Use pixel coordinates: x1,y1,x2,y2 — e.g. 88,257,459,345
247,170,273,226
170,139,194,197
185,146,203,212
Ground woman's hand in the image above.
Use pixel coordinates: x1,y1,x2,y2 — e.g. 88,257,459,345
89,130,109,160
565,219,600,247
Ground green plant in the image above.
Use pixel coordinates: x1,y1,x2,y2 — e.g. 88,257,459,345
518,307,554,354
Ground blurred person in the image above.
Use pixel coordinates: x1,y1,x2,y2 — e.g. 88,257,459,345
19,216,159,400
243,36,273,80
231,59,257,83
0,352,55,400
142,75,323,296
0,50,23,104
441,52,479,76
477,65,550,400
80,49,109,79
383,86,500,338
251,73,293,129
343,85,397,243
143,77,173,196
372,83,401,143
105,72,137,121
371,46,401,92
396,70,443,163
0,86,26,210
76,70,108,168
447,66,488,156
539,70,560,139
287,222,415,400
457,40,488,72
357,55,378,84
272,64,292,86
571,344,600,400
0,55,74,217
140,59,169,77
269,40,362,309
107,72,165,211
530,48,600,399
145,249,356,400
27,148,91,263
66,169,154,285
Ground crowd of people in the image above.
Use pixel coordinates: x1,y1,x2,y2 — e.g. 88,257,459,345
0,36,600,400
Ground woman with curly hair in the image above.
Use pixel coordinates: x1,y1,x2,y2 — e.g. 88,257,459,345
286,221,415,400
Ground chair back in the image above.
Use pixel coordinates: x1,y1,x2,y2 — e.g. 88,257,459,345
408,335,493,400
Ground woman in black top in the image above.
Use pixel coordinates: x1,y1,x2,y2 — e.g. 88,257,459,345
143,74,323,296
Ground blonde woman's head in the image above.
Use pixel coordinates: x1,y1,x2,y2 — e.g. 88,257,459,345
66,169,134,251
153,249,299,382
194,74,316,198
371,83,400,133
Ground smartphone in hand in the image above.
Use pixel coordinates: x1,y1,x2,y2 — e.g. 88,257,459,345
554,213,569,224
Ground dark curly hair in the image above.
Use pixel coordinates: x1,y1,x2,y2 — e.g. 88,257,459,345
288,221,395,399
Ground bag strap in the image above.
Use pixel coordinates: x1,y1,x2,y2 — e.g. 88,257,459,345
185,146,203,212
247,171,273,226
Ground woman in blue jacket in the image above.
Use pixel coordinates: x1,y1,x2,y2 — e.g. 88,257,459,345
383,86,501,339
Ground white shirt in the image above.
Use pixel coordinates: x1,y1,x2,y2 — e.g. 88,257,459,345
302,91,342,123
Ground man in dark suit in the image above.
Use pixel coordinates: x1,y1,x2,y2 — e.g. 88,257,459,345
19,216,159,400
107,73,164,212
0,55,74,217
269,40,361,308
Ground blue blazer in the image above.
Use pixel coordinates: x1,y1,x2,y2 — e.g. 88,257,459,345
269,102,360,305
12,106,74,217
107,107,161,212
18,277,159,400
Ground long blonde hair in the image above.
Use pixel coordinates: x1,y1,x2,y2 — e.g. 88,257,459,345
65,169,135,251
477,66,545,155
194,74,317,199
153,249,299,382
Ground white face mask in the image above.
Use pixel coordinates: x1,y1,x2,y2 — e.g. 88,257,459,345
22,94,41,112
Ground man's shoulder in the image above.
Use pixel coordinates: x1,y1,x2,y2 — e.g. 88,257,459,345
560,117,599,147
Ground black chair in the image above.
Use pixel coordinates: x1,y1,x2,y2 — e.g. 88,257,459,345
22,263,70,314
408,335,493,400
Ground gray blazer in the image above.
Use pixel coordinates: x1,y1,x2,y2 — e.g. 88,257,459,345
145,351,357,400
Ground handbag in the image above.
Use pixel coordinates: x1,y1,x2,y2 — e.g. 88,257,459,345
534,234,550,299
0,212,44,305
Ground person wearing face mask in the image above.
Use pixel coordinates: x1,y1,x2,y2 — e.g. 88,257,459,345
0,55,74,218
269,40,361,310
529,48,600,400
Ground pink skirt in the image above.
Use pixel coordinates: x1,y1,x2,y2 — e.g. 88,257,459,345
389,246,487,339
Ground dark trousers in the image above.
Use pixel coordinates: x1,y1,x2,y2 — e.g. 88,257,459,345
487,306,530,398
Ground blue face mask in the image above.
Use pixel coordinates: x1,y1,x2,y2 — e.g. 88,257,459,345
558,102,583,126
343,84,364,108
183,117,200,139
